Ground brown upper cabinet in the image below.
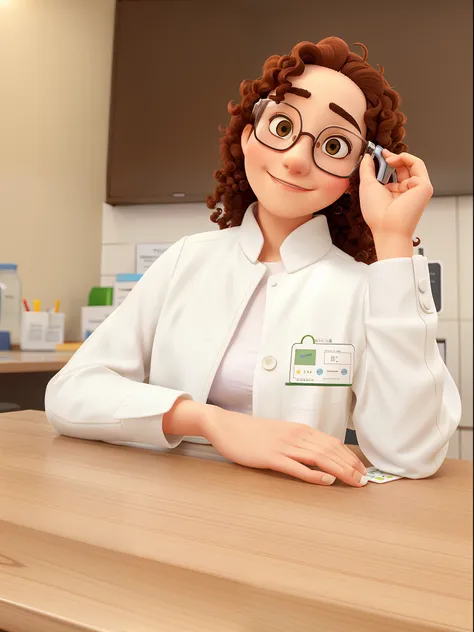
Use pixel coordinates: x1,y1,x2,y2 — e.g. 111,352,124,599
106,0,472,204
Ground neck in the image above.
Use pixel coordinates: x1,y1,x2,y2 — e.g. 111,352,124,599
256,202,313,262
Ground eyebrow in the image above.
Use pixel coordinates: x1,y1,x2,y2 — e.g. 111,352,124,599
329,102,362,134
270,87,311,104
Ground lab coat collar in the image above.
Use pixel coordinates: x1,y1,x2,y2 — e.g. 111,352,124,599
239,202,333,273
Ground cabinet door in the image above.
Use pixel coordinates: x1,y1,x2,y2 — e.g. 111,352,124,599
107,0,233,205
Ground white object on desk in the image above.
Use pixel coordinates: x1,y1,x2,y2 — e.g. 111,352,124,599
81,305,115,340
20,312,65,351
136,243,172,275
0,264,22,345
114,274,142,307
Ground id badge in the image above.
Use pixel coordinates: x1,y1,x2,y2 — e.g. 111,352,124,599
286,335,354,386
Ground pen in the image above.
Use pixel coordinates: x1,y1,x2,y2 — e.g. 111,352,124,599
54,299,60,313
33,300,41,312
22,299,30,312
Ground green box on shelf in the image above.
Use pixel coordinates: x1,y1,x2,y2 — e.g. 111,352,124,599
88,287,114,306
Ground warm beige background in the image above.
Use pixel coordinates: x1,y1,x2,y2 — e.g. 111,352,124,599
0,0,115,340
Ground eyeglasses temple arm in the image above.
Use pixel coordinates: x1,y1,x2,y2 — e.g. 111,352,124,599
365,142,398,184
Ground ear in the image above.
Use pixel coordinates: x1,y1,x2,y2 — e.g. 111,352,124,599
241,124,253,156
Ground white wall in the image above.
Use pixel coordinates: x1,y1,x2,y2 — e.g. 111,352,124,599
0,0,115,340
102,195,473,458
100,202,216,286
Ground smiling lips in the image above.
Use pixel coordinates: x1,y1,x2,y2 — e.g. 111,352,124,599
267,172,314,192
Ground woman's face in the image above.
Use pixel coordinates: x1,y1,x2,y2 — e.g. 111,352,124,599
241,65,367,221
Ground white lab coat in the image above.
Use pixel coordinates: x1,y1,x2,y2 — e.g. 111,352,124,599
45,204,461,478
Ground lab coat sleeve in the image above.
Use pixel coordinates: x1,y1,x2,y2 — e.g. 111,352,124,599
351,255,461,478
45,237,191,448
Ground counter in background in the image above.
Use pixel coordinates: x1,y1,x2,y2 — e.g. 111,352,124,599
0,350,74,374
0,351,75,412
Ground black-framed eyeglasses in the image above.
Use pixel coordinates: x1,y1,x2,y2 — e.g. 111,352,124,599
251,98,382,180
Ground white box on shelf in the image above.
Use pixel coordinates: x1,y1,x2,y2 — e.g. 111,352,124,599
114,274,142,307
20,312,65,351
136,243,172,274
81,306,115,341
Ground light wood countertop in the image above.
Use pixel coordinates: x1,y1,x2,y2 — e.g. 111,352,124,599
0,410,472,632
0,351,74,373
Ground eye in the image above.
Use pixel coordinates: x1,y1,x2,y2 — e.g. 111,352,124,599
269,115,293,139
322,136,352,159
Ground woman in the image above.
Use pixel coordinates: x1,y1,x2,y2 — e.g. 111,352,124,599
45,36,461,487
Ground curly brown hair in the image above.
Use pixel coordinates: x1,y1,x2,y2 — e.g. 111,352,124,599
207,36,417,264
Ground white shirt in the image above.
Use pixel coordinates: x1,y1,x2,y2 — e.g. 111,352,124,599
45,203,461,478
208,261,284,415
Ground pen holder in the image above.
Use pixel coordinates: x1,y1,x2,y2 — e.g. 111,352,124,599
20,312,65,351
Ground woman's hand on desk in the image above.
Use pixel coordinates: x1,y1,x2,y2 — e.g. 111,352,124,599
163,399,367,486
204,407,368,487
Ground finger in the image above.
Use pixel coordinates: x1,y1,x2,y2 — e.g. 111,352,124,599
384,183,404,199
275,457,336,486
286,446,349,472
397,176,423,193
311,454,368,488
358,153,377,184
287,446,367,487
384,177,422,193
382,150,430,180
302,434,366,474
337,445,367,475
322,449,366,478
327,444,366,476
381,150,410,181
393,165,411,182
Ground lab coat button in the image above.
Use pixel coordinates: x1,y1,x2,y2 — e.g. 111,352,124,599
421,296,434,313
418,278,429,293
269,278,278,287
262,355,277,371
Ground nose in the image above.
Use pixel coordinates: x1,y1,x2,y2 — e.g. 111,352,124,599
281,134,313,177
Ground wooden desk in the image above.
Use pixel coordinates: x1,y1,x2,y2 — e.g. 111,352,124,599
0,351,74,374
0,411,472,632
